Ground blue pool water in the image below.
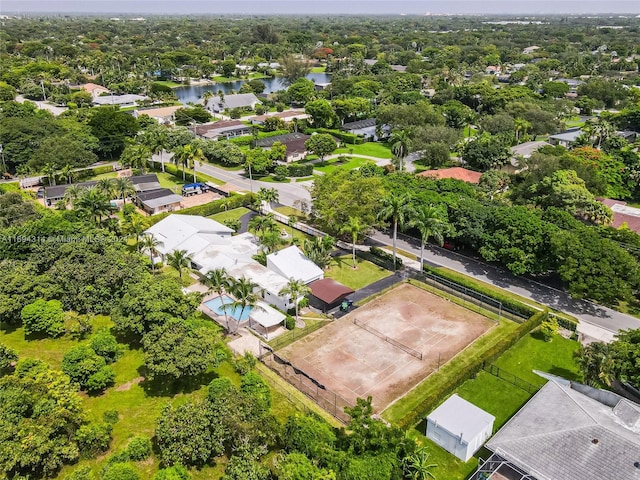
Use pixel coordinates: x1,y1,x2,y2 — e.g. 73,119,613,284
204,295,253,321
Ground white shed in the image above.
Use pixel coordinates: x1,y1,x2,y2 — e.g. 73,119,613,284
426,394,495,462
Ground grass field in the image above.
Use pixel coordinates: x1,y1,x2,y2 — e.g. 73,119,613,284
313,156,374,174
325,255,392,290
335,142,393,158
274,205,306,218
209,206,251,227
153,80,183,88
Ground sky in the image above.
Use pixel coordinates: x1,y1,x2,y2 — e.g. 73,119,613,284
3,1,640,16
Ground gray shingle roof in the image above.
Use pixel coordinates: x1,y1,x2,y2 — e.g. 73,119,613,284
486,380,640,480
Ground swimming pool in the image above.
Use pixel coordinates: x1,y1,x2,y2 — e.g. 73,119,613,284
204,295,253,321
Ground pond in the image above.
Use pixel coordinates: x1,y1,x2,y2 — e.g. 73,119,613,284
174,72,331,105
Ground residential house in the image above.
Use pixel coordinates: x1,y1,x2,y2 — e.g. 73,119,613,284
522,45,541,55
474,379,640,480
267,246,324,285
133,105,182,124
314,82,332,91
205,93,260,113
341,118,379,141
92,94,147,108
77,83,111,99
548,127,583,148
599,199,640,234
426,394,495,462
255,132,311,163
249,110,311,125
135,188,183,215
195,120,252,140
485,65,501,75
417,167,482,184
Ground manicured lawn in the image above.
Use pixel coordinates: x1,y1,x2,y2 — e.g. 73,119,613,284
565,115,586,128
90,171,119,181
325,255,392,290
0,182,20,193
274,205,306,218
310,66,327,73
493,332,582,386
455,371,532,429
153,80,183,88
314,156,373,174
335,142,393,158
256,175,291,183
209,206,251,227
159,265,198,287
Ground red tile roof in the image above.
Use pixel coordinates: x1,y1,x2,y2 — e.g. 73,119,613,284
417,167,482,184
308,278,354,304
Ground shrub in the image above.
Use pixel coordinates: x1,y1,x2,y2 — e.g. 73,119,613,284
75,423,113,458
369,246,403,267
75,165,115,181
90,328,122,363
101,462,139,480
153,465,191,480
86,366,116,393
539,317,559,342
21,299,65,338
147,193,254,226
0,342,18,370
65,466,94,480
66,312,93,340
273,165,288,181
62,345,115,393
103,410,120,425
285,315,296,330
233,352,257,375
286,163,314,177
310,128,363,144
125,436,152,461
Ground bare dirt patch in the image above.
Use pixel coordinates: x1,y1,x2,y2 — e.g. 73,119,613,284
116,376,144,391
279,283,494,412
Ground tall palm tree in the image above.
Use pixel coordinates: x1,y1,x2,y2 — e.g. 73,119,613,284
288,214,298,240
204,268,233,331
229,277,260,333
140,233,161,270
63,184,85,207
120,144,152,174
59,164,75,184
377,193,414,271
96,179,116,200
257,187,279,213
390,129,413,172
340,216,364,268
402,446,437,480
279,278,311,326
303,235,334,270
574,343,615,388
75,187,113,223
514,118,532,144
113,177,136,204
122,214,147,249
260,229,285,253
42,162,58,186
166,249,192,280
409,205,448,270
172,143,205,182
248,213,278,236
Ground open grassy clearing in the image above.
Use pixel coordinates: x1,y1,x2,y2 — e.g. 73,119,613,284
325,255,392,290
208,206,251,226
274,205,306,218
256,175,291,183
310,66,327,73
153,80,183,88
313,156,373,174
334,142,393,158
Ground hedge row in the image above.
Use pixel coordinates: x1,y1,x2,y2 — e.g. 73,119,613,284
394,308,547,429
549,312,579,332
75,164,116,180
285,163,314,177
354,247,403,271
310,128,364,145
146,192,255,226
370,246,403,267
422,265,539,318
229,129,290,146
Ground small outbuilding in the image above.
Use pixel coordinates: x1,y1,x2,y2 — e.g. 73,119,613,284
267,246,324,285
426,394,495,462
307,278,354,313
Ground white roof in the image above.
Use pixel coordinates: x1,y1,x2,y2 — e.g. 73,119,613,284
611,203,640,218
192,232,260,274
267,246,323,284
229,261,289,297
145,214,233,255
428,394,495,444
250,302,286,328
93,94,146,105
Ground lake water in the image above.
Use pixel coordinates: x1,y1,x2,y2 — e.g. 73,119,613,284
174,72,331,104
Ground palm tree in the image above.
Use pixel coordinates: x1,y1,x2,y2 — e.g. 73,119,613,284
204,268,233,331
63,184,85,207
42,162,58,186
574,343,615,388
409,205,448,270
122,214,147,249
75,187,113,223
120,144,152,174
377,193,414,271
260,229,285,253
340,216,364,268
229,277,260,333
303,235,335,270
390,129,413,172
402,446,437,480
288,214,298,240
96,178,116,200
248,213,278,236
113,177,136,204
172,143,205,182
257,187,279,213
279,278,311,326
166,249,192,280
514,118,532,144
59,164,75,184
140,233,161,270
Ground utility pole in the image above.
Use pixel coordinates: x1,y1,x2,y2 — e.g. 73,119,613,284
0,144,6,175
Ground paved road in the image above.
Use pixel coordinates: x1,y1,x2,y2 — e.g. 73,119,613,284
16,95,68,116
367,230,640,336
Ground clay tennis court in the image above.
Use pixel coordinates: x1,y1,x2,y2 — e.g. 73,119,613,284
279,283,494,412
